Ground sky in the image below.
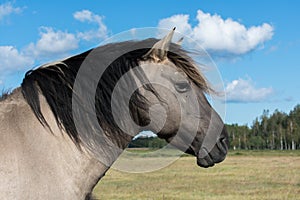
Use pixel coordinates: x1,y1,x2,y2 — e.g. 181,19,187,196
0,0,300,126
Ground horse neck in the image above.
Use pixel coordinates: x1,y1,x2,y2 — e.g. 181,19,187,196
0,89,108,200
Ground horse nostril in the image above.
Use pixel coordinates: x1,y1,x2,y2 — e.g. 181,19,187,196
221,137,229,151
216,138,227,154
220,127,229,149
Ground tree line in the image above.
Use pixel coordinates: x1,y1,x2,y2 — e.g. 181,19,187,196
130,105,300,150
227,105,300,150
128,136,168,148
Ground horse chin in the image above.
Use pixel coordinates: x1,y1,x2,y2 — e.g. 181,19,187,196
197,154,215,168
196,150,225,168
196,138,228,168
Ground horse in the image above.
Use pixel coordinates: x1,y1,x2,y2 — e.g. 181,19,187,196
0,29,229,200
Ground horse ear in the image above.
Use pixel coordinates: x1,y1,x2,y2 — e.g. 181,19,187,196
144,28,175,62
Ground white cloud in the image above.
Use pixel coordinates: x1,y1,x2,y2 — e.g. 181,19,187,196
0,10,109,87
0,10,108,78
158,10,274,55
26,27,79,58
0,46,34,72
0,28,78,87
25,10,109,60
73,10,108,41
73,9,95,22
0,45,33,88
225,78,273,103
158,14,192,36
0,2,22,21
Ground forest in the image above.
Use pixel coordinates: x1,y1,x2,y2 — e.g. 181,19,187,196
227,104,300,150
130,104,300,150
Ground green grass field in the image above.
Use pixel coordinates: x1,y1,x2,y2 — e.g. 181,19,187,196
93,150,300,200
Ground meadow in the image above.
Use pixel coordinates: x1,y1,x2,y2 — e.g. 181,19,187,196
93,150,300,200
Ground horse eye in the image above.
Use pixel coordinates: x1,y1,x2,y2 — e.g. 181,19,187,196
174,81,190,93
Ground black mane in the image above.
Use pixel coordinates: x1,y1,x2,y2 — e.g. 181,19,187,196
21,40,156,146
22,49,92,143
21,39,209,148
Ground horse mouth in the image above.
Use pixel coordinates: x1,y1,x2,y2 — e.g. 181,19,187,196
196,138,228,168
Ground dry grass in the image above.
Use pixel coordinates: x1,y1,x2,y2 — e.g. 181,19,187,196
93,151,300,200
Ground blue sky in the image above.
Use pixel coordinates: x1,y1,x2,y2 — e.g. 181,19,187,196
1,0,300,126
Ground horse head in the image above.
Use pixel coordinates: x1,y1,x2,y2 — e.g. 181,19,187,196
130,29,229,168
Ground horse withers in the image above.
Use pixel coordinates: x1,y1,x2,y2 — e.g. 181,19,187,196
0,29,228,199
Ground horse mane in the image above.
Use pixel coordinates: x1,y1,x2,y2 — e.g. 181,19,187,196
21,38,210,148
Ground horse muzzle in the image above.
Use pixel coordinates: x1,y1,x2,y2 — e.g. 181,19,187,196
196,128,229,168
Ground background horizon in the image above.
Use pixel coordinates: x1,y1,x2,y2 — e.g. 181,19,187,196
1,0,299,126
